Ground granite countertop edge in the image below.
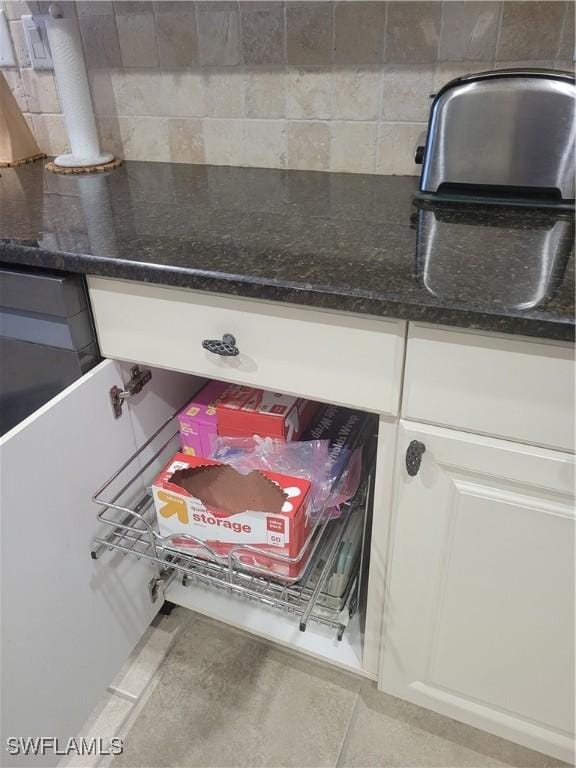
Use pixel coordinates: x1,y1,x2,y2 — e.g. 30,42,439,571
1,241,573,343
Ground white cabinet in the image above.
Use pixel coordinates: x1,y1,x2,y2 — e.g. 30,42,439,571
87,277,407,416
403,324,575,452
0,354,390,761
380,421,575,762
0,360,198,764
2,282,572,767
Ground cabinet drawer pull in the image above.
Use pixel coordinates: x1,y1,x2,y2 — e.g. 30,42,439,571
202,333,239,357
406,440,426,476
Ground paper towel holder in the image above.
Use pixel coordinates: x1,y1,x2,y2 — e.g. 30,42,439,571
45,2,120,174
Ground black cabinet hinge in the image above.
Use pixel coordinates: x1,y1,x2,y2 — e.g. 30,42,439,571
110,365,152,418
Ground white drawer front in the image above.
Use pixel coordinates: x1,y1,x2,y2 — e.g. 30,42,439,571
403,324,575,452
88,277,406,415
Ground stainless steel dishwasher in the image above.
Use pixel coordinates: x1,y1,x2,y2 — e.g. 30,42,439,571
0,265,100,436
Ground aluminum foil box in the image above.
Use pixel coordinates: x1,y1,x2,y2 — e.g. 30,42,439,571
216,385,318,441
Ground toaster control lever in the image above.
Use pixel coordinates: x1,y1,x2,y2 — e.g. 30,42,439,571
414,146,425,165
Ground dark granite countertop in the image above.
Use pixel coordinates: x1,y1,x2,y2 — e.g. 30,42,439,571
0,160,574,341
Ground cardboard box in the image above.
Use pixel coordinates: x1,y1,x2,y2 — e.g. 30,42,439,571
152,453,313,578
177,381,229,456
216,385,318,441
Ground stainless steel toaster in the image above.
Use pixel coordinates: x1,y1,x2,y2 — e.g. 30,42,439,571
413,202,573,311
416,69,575,209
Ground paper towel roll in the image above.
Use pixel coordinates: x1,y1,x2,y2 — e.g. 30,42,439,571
45,12,113,168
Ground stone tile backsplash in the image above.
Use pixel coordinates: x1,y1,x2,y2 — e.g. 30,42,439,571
2,0,574,175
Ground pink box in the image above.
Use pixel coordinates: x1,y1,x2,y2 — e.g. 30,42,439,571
177,381,229,457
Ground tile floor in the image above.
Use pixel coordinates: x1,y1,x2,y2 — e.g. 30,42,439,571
62,608,571,768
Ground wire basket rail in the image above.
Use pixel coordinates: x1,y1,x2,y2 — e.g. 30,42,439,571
90,405,374,639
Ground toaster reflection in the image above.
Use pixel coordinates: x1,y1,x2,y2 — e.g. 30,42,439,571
414,203,574,311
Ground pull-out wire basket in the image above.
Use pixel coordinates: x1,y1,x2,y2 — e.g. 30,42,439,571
91,405,375,639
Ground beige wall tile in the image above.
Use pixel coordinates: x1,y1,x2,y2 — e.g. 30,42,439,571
169,118,205,164
21,68,61,113
385,2,441,63
286,2,333,66
204,68,244,117
3,69,28,112
13,0,74,22
118,115,170,161
110,69,163,115
90,69,116,115
77,2,114,16
54,1,77,18
9,20,30,68
498,58,559,66
245,69,285,118
14,0,568,177
168,71,205,117
287,120,330,171
286,66,331,119
439,1,500,62
330,121,377,173
494,59,559,70
376,122,426,176
154,1,198,68
334,2,386,66
557,2,574,60
203,118,244,165
433,61,487,92
244,119,286,169
197,2,241,67
112,1,145,12
96,115,123,157
4,0,38,20
498,1,566,61
381,64,434,122
32,113,68,155
79,12,122,68
241,3,285,66
115,3,159,68
332,68,380,121
36,1,75,18
110,70,204,118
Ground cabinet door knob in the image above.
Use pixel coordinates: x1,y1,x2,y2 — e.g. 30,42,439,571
202,333,239,357
406,440,426,476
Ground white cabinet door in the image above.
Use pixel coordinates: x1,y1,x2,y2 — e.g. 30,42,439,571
379,422,575,762
0,360,197,765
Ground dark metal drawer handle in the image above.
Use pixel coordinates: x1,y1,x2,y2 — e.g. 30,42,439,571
406,440,426,476
202,333,239,357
